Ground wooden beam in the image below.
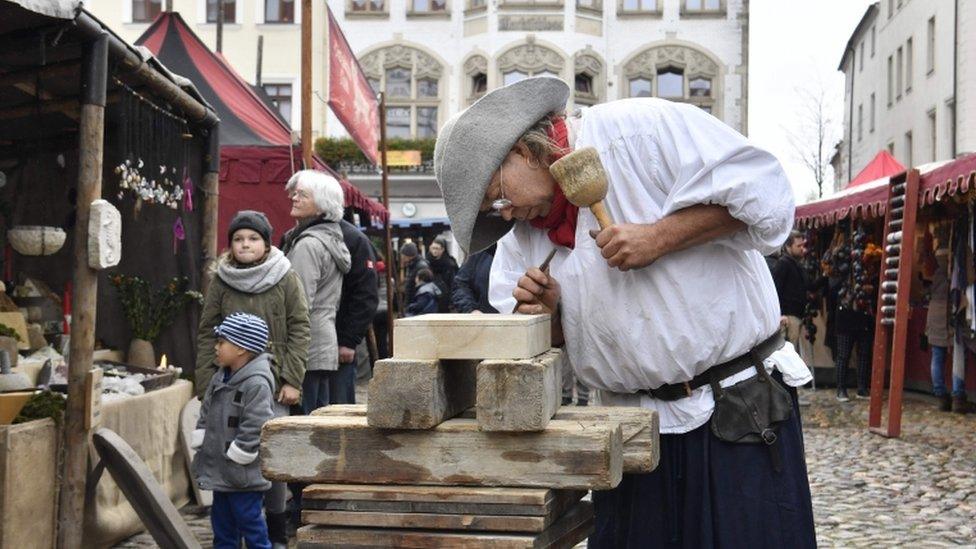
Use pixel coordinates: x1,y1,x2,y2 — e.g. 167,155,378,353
302,509,550,533
312,405,660,474
393,314,551,360
477,349,561,432
0,62,78,90
296,500,594,549
302,485,585,518
300,0,312,167
261,415,623,490
367,358,478,429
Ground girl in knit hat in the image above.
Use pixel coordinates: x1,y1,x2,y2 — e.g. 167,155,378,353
195,209,310,548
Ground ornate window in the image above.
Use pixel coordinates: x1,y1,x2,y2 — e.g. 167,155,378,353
623,44,719,114
574,51,603,106
497,41,565,89
361,45,444,138
464,55,489,105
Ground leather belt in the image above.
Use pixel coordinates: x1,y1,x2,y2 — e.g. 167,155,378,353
640,331,785,402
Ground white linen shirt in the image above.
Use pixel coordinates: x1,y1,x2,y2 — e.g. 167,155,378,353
488,99,812,434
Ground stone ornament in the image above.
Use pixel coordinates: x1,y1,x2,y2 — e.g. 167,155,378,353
497,42,564,74
624,44,719,79
7,226,66,256
89,199,122,270
360,44,444,81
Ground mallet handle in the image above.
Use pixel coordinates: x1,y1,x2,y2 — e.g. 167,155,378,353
590,200,614,230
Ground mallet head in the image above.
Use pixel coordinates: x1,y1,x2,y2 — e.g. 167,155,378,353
548,147,608,208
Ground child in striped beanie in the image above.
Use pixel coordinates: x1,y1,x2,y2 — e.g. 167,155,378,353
192,312,276,548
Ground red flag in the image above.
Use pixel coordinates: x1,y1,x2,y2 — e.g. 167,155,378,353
328,8,380,165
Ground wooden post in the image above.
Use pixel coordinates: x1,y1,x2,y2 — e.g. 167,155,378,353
255,35,264,87
379,93,395,356
216,0,225,53
300,0,313,168
201,127,220,293
57,32,108,549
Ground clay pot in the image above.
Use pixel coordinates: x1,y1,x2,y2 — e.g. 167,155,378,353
0,336,18,368
127,338,156,368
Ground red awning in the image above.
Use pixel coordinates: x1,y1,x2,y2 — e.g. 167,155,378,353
795,151,907,228
135,12,388,236
919,153,976,206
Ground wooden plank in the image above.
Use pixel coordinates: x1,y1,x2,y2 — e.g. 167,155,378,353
477,350,561,432
367,358,477,429
302,509,548,532
297,500,593,549
393,314,550,360
311,405,659,473
261,415,623,490
302,485,585,518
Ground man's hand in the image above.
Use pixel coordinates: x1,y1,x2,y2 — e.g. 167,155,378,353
513,267,560,315
277,383,301,405
592,224,659,271
780,315,789,328
338,346,356,364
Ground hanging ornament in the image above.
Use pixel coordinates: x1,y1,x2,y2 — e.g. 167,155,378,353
173,217,186,255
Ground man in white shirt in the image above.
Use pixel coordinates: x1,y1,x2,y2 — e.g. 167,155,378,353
434,76,816,547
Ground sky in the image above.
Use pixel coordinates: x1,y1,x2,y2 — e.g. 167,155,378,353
748,0,876,205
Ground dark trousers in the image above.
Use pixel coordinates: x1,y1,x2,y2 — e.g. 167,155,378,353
211,491,271,549
301,370,338,414
589,379,816,549
834,330,873,392
332,362,357,404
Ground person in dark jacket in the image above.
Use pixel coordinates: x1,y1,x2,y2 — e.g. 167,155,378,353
426,237,459,312
333,220,379,404
771,231,810,354
407,268,441,316
400,242,429,308
452,244,498,314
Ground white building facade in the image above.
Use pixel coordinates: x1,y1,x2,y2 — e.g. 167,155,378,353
834,0,975,193
88,0,749,226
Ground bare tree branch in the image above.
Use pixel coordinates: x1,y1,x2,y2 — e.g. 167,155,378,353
781,72,843,199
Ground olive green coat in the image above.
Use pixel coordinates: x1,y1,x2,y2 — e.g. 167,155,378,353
195,253,310,400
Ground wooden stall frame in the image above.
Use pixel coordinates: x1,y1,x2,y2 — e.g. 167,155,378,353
868,168,921,438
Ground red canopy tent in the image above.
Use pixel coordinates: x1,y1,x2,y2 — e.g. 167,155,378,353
135,13,388,243
795,151,906,228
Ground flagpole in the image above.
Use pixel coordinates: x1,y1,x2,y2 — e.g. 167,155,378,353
300,0,313,168
379,92,395,356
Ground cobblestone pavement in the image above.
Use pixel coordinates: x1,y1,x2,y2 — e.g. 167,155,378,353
115,384,976,547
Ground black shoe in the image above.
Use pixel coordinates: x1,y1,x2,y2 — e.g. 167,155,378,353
952,394,971,414
577,399,588,407
855,389,869,399
938,394,952,412
561,397,573,406
836,389,850,402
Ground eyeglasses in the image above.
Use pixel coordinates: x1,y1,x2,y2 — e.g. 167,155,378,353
487,163,512,217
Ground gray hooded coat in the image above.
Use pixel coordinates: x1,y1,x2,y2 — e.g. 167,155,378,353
284,221,352,371
192,352,275,492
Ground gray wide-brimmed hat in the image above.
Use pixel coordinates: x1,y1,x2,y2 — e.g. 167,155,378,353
433,76,570,254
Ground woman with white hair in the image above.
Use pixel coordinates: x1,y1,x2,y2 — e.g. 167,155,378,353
281,169,352,413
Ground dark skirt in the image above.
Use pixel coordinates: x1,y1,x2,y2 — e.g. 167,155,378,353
589,380,816,549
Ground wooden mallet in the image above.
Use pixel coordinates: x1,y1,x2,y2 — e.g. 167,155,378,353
548,146,614,229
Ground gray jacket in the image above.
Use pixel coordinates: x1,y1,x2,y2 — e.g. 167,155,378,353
192,353,275,492
285,222,352,371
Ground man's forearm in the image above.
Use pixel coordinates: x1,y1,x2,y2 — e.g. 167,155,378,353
649,204,745,262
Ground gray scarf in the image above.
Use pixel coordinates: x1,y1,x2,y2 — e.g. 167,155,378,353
217,247,292,294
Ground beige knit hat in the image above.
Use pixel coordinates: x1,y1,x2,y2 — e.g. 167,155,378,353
433,76,570,254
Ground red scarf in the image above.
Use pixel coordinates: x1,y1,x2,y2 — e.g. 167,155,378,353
530,117,579,249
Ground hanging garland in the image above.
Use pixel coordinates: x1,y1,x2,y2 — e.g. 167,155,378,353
112,79,187,210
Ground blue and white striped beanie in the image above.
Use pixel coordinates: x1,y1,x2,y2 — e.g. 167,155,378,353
213,312,269,355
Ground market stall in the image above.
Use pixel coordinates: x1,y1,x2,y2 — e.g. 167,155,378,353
135,12,389,243
0,1,218,546
795,152,976,406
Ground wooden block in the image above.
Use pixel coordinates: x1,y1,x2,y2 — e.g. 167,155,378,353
302,484,585,518
302,509,549,532
297,500,593,549
310,405,659,474
477,349,561,432
367,358,477,429
261,415,623,490
393,314,550,360
0,419,58,549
